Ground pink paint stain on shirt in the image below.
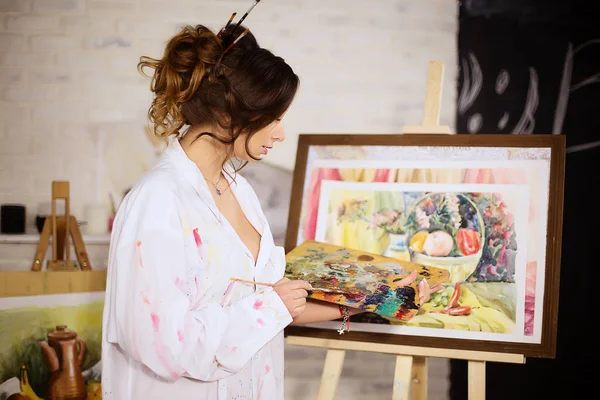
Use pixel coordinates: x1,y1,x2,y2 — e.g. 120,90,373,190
257,318,265,326
193,228,202,246
265,365,270,374
177,330,185,342
253,299,263,310
257,375,264,400
191,275,203,308
135,240,144,267
150,313,160,333
154,340,180,381
220,281,236,307
175,277,185,290
223,281,235,297
192,228,205,261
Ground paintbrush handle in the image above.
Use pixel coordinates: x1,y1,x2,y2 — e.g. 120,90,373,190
230,277,275,287
230,277,355,295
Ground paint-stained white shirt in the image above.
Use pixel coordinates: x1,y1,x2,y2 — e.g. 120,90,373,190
101,138,292,400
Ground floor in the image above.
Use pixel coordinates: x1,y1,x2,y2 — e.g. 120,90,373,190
284,343,450,400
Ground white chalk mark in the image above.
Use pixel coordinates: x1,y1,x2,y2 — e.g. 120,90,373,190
511,68,539,134
552,42,573,135
573,38,600,54
566,139,600,154
498,112,510,130
553,39,600,135
570,71,600,92
495,70,510,94
467,113,483,133
570,39,600,93
458,52,482,115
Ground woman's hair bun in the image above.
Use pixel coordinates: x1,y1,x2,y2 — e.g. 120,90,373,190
137,24,223,138
166,25,221,77
138,22,298,147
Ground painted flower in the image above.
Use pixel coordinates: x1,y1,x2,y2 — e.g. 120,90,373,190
415,207,430,229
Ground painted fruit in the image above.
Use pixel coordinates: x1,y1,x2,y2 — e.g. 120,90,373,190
423,230,453,257
456,228,481,256
409,231,429,253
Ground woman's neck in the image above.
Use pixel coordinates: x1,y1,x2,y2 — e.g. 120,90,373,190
179,126,229,184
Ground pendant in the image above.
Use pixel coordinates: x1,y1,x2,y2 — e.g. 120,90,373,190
215,186,222,196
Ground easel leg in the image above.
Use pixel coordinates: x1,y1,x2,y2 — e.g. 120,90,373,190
468,360,486,400
411,356,428,400
317,349,345,400
392,355,413,400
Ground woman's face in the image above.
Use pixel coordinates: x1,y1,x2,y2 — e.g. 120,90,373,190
234,117,286,161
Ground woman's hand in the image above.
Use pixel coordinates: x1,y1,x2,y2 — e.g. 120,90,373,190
273,277,312,318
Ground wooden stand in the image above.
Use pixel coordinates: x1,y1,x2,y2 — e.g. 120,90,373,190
32,181,92,271
285,61,526,400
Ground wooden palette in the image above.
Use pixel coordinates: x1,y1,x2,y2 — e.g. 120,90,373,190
285,240,451,321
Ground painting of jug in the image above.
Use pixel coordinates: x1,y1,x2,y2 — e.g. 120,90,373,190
39,325,87,400
1,292,104,400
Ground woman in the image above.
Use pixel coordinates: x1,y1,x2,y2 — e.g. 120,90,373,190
101,23,362,399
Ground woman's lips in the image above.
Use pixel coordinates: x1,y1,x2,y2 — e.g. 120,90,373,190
262,146,271,155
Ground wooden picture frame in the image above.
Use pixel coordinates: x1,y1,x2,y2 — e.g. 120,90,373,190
284,133,565,359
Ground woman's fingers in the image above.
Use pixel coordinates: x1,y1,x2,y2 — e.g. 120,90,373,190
293,289,309,299
291,304,306,317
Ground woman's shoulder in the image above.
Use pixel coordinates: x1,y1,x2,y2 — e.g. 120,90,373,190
118,167,184,214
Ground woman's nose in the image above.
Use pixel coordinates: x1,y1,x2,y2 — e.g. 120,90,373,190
273,126,285,142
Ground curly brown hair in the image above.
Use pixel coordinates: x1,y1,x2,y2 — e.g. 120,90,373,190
138,23,299,161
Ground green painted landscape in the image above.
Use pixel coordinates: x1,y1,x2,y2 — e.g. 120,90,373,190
0,293,104,399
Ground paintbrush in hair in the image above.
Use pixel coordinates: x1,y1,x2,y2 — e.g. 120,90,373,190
231,0,261,33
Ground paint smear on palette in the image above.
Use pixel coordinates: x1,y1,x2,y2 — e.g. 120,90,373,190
285,241,450,321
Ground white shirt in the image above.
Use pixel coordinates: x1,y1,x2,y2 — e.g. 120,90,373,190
101,138,292,399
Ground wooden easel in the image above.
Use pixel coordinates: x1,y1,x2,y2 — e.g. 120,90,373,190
32,181,92,271
285,61,525,400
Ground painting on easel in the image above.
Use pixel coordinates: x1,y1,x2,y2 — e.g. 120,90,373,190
285,134,565,358
0,292,104,400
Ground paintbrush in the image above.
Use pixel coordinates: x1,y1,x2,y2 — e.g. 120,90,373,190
217,12,237,37
229,277,357,295
231,0,261,33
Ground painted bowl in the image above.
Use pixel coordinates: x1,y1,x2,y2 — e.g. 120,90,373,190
404,192,485,283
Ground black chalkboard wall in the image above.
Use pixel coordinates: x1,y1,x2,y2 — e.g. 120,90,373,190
451,1,598,398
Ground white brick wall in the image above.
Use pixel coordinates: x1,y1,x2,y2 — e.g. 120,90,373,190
0,0,457,258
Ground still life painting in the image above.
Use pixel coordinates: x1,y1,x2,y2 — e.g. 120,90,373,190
313,181,527,335
0,292,104,400
285,240,450,321
285,134,564,358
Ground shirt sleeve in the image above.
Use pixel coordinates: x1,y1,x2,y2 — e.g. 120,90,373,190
107,178,293,382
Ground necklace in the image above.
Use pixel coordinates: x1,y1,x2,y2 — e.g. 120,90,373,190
204,174,224,196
